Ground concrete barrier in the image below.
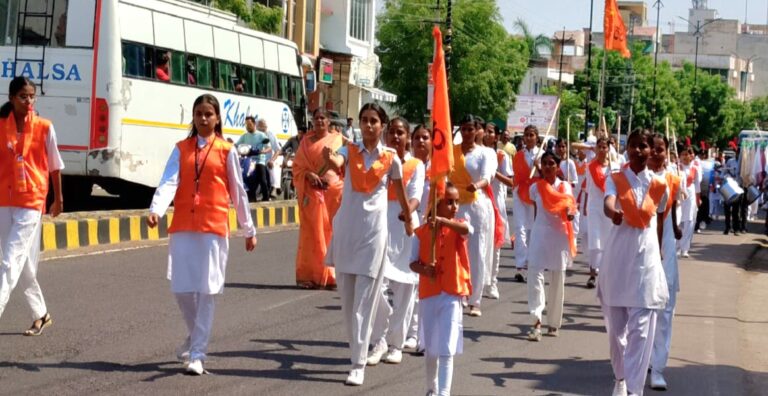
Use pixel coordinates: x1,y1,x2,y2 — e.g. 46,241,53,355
40,201,300,251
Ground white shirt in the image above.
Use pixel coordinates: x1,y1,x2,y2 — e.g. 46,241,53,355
385,153,424,284
559,158,577,186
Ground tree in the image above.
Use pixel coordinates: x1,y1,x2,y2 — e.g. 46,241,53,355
376,0,529,123
206,0,282,34
512,18,553,62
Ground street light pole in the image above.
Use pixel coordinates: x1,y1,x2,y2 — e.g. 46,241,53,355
583,0,595,138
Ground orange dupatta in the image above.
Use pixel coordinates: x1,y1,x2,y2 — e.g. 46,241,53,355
684,166,697,187
612,173,667,229
588,159,608,192
536,180,577,257
348,144,394,194
663,172,681,220
449,146,478,204
388,157,421,200
512,150,537,205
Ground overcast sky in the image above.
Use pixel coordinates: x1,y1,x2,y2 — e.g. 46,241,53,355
498,0,768,37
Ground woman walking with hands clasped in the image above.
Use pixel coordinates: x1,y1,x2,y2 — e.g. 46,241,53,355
0,76,64,336
147,94,257,376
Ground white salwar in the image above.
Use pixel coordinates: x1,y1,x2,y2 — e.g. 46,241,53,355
527,180,572,329
457,147,496,308
0,125,63,322
511,147,539,269
598,167,669,396
325,142,403,369
489,150,513,294
150,137,256,361
585,161,619,271
677,163,701,255
372,155,424,351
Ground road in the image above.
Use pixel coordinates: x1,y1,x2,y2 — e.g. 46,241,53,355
0,222,766,396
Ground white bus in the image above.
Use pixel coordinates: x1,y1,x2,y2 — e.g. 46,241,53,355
0,0,308,203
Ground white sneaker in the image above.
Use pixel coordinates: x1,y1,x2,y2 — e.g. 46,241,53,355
383,347,403,364
487,284,500,299
612,379,627,396
403,337,418,350
682,251,690,258
185,359,204,375
650,371,668,390
366,341,387,366
345,368,365,386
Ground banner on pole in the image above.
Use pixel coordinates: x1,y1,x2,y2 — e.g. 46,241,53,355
506,95,559,134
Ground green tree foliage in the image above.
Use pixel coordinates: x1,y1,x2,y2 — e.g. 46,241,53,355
209,0,282,34
512,18,553,62
376,0,529,123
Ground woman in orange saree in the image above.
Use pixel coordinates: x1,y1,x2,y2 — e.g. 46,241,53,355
293,109,344,289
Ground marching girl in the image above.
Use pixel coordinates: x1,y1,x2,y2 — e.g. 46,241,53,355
147,94,257,375
449,115,496,317
599,129,669,396
409,183,472,396
0,77,64,336
323,103,413,386
584,138,618,289
368,117,425,365
483,124,514,300
648,134,683,391
526,151,576,341
575,149,589,244
555,138,580,238
677,146,701,258
511,125,541,283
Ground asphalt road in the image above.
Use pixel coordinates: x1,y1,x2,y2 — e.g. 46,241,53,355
0,222,765,396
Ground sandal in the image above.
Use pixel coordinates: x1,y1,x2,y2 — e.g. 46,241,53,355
527,327,542,342
23,313,52,336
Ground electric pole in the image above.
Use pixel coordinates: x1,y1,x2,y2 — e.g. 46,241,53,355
584,0,595,138
444,0,453,79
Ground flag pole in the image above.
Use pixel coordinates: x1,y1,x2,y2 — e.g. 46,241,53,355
567,115,571,184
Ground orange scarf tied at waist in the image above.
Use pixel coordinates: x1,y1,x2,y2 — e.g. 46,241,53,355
449,146,479,204
664,172,681,220
536,180,577,258
612,173,667,229
588,159,608,192
513,151,537,205
483,184,507,249
388,157,421,201
348,144,394,194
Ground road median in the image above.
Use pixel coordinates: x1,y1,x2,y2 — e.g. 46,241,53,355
39,200,300,251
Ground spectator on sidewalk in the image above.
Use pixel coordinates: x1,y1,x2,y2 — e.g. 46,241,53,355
236,116,271,201
257,119,281,198
723,151,743,235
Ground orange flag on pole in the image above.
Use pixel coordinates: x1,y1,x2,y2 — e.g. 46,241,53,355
429,26,454,182
604,0,631,58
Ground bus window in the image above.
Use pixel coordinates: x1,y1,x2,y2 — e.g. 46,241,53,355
253,70,266,97
122,42,153,78
290,77,303,107
265,72,277,99
186,58,196,85
241,67,256,95
278,75,289,102
193,56,213,88
2,0,71,47
170,52,186,84
155,49,171,82
216,61,233,91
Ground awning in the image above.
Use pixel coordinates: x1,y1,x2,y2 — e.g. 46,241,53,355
361,86,397,103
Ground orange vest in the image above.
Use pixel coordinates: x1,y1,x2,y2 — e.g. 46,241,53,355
0,114,52,212
388,157,421,201
415,222,472,299
168,136,232,237
664,172,681,220
348,144,394,194
512,150,538,205
449,146,479,204
576,161,587,176
612,172,666,229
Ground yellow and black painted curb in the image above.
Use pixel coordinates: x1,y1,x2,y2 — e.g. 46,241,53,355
40,202,300,251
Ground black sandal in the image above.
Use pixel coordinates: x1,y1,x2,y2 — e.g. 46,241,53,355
23,313,52,336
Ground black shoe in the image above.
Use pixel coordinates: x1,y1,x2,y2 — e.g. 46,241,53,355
734,231,740,236
514,273,526,283
723,229,730,235
586,276,596,289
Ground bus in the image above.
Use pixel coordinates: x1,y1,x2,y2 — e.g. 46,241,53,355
0,0,308,203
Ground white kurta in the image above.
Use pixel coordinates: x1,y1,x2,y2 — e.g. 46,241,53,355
326,142,403,278
679,163,701,222
598,168,669,309
528,180,573,272
511,147,540,269
656,168,683,294
384,154,424,284
586,161,619,252
560,158,578,187
491,150,513,242
150,137,256,294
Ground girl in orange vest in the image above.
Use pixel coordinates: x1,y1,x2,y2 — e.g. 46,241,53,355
368,117,424,366
323,103,413,386
0,77,63,336
599,129,669,396
147,94,257,376
483,124,513,300
449,115,496,317
511,125,541,283
584,137,619,289
526,151,576,341
409,183,471,396
648,133,683,391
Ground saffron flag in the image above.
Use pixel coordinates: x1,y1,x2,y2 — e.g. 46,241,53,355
604,0,630,58
429,26,454,181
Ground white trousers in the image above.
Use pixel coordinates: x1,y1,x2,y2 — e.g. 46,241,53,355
651,291,677,373
527,269,564,329
269,155,283,189
371,279,417,350
512,198,534,269
407,295,419,340
678,220,694,253
490,248,501,288
175,292,216,361
602,306,657,396
0,207,46,321
337,272,383,368
426,354,454,396
589,248,603,272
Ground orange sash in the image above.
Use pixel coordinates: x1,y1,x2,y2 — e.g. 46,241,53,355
449,146,478,204
484,183,507,249
612,172,667,229
536,180,577,257
684,166,697,187
663,172,681,220
588,159,608,192
348,144,394,194
513,150,537,205
576,161,587,176
388,157,421,201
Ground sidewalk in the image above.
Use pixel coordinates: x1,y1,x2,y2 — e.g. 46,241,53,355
662,220,768,396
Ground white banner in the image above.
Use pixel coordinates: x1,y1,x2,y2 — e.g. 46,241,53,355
506,95,559,133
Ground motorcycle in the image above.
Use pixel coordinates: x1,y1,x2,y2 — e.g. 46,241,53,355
237,144,257,198
281,152,296,200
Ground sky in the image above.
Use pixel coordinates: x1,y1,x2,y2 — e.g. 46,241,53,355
499,0,768,37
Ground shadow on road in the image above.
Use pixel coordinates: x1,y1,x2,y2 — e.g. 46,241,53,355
224,282,303,291
0,360,182,382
